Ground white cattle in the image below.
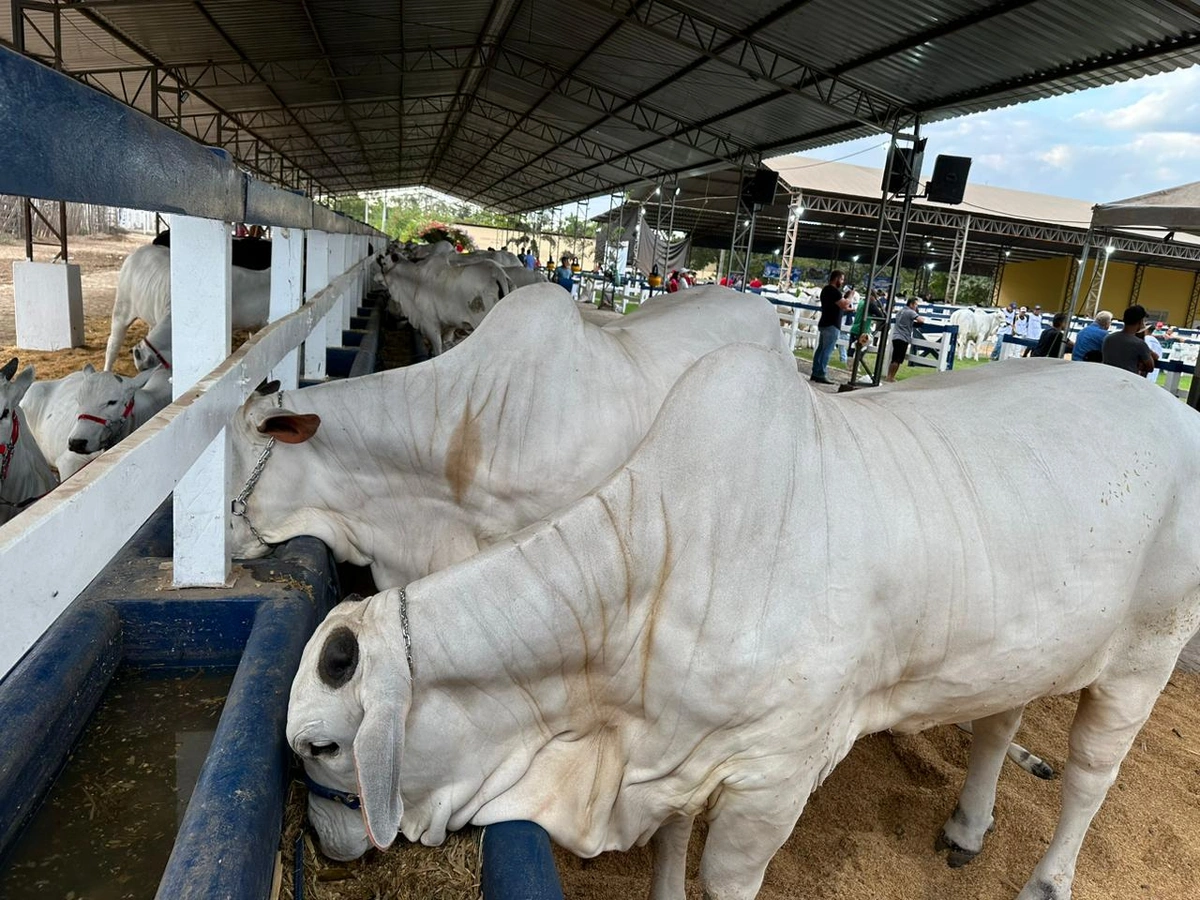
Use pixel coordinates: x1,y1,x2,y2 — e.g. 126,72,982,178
288,349,1200,900
229,285,786,588
0,359,57,524
433,242,546,290
20,364,94,475
377,247,511,355
949,307,1005,361
67,367,172,455
103,243,271,371
132,314,172,372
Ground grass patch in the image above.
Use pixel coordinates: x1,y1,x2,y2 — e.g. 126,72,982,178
793,347,993,381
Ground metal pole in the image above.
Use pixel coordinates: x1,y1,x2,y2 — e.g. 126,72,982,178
1092,247,1113,316
870,119,922,386
741,209,758,290
949,215,971,304
666,183,679,273
1058,232,1093,358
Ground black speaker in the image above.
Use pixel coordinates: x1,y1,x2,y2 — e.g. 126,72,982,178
883,140,925,195
741,168,779,207
927,154,972,204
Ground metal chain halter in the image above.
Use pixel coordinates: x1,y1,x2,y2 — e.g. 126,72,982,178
231,391,283,546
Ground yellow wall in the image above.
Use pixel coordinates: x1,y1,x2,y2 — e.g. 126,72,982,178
998,257,1072,310
1139,267,1198,326
1000,256,1198,324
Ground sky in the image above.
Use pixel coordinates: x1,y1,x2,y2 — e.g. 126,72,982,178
797,65,1200,204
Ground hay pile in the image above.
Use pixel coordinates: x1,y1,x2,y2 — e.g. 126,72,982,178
281,672,1200,899
279,781,481,900
1,315,146,379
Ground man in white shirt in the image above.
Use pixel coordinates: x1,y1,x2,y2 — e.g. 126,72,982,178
1143,322,1165,383
1026,305,1044,342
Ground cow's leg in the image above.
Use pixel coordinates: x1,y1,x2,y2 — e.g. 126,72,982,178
698,779,805,899
1016,657,1176,900
649,815,693,900
103,316,132,372
938,707,1024,867
956,722,1055,779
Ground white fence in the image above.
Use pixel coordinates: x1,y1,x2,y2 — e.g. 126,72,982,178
0,47,383,681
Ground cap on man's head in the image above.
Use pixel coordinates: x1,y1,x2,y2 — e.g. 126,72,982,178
1123,304,1148,326
1034,305,1042,310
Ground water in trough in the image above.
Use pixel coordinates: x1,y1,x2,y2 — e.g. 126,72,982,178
0,668,234,899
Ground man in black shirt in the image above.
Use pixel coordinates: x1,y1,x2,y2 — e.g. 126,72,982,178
813,270,851,384
1030,312,1073,358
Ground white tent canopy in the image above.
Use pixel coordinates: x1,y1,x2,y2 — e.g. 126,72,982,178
1091,181,1200,235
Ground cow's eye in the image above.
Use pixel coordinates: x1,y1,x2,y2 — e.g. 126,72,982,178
1,408,7,419
106,400,118,407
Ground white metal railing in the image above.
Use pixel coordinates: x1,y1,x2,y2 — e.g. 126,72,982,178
0,257,368,679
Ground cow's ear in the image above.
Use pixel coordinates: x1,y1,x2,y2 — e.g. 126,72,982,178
0,358,17,382
353,589,410,851
257,410,321,444
11,366,35,402
255,379,280,396
82,363,95,374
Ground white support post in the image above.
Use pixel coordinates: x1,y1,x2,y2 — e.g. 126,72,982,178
339,234,354,328
269,227,305,390
170,216,232,587
303,230,330,381
355,235,368,304
326,234,348,347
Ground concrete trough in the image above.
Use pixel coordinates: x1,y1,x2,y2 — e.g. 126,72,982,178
0,501,338,898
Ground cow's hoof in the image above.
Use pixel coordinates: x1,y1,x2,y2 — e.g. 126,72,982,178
935,830,981,868
1029,759,1056,780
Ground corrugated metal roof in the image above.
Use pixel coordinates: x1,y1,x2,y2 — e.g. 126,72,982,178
4,0,1198,209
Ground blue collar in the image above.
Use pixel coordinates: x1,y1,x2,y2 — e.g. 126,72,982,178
302,768,361,810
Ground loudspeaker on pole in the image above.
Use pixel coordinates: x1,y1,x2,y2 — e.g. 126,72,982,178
882,139,925,195
927,155,972,205
741,168,779,207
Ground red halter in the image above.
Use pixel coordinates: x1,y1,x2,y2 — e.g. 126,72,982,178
142,337,170,370
78,396,135,426
0,413,18,482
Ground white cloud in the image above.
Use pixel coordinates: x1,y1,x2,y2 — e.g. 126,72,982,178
1038,145,1073,169
1074,67,1200,132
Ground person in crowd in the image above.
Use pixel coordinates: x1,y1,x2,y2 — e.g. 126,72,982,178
847,288,884,373
666,270,681,293
1026,305,1044,342
886,296,925,382
1102,305,1155,375
812,270,852,385
991,302,1017,359
517,246,528,266
748,276,763,292
1071,310,1114,361
553,254,575,292
1142,322,1165,383
1030,312,1073,358
719,274,730,287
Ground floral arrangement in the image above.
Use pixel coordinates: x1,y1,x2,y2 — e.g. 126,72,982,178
418,221,476,251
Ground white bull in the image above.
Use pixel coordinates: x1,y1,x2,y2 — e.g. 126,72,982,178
377,246,510,355
103,243,271,371
228,285,786,588
949,307,1005,361
0,359,57,524
288,349,1200,900
20,364,96,476
66,367,172,455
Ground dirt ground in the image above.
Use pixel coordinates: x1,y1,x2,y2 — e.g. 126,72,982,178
280,670,1200,900
0,232,153,377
